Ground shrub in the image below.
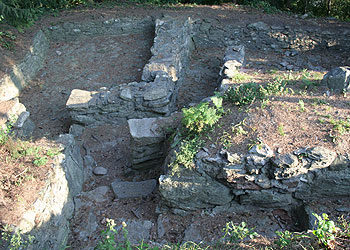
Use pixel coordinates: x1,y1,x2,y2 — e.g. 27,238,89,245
182,98,222,134
224,82,266,106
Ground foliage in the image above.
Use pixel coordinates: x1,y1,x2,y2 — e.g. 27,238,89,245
243,0,280,14
0,122,13,145
274,230,309,249
221,221,258,244
182,97,223,134
0,226,34,250
0,31,15,49
238,0,350,20
171,136,203,174
225,82,266,106
96,218,118,250
0,0,89,27
312,213,337,248
337,215,350,237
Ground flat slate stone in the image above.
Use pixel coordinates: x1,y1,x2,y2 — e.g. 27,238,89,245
66,89,92,109
111,179,157,199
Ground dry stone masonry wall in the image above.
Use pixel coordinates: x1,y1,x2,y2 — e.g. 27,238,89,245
66,17,194,126
17,134,84,249
0,30,49,101
159,144,350,211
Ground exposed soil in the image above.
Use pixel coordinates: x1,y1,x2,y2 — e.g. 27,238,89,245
0,2,350,249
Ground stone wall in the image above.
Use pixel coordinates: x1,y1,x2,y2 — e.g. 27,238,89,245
159,144,350,211
66,17,194,126
44,17,154,41
0,30,49,101
16,134,84,250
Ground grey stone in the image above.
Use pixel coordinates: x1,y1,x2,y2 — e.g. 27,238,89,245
69,124,84,137
247,22,270,32
307,147,337,170
120,87,133,101
183,224,202,243
295,168,350,200
14,111,30,128
118,220,153,245
128,117,165,145
83,186,110,203
272,153,299,169
329,155,349,171
93,167,108,176
157,215,166,239
240,190,294,207
159,174,233,210
111,179,157,199
321,67,350,92
66,89,93,109
249,144,274,158
143,87,168,101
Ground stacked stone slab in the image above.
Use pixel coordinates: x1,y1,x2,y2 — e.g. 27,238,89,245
66,17,194,126
159,144,350,211
218,45,245,92
128,113,181,170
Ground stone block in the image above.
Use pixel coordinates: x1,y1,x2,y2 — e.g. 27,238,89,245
111,179,157,199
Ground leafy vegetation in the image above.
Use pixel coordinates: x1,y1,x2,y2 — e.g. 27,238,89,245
0,226,34,250
96,214,350,249
312,213,337,248
221,221,258,244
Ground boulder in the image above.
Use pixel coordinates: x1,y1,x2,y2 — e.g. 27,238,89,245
322,66,350,92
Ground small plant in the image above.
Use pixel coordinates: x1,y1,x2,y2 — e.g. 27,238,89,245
231,119,248,136
1,226,34,250
182,99,222,134
275,230,308,249
46,147,60,158
221,221,258,244
312,213,337,248
0,121,13,145
275,230,293,248
337,215,350,237
298,100,306,112
96,218,118,250
278,124,285,136
225,82,265,106
33,155,48,166
172,137,203,173
220,131,233,149
230,72,252,83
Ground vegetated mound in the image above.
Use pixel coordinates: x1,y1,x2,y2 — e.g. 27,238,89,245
0,136,59,227
202,70,350,157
